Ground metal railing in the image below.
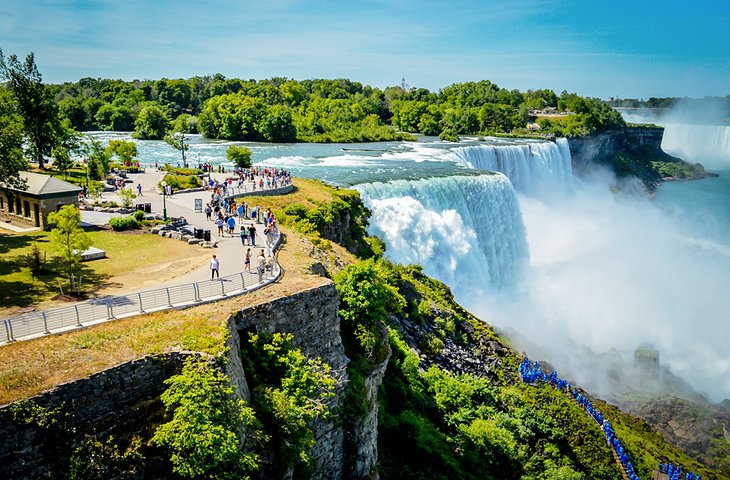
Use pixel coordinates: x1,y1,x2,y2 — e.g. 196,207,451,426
1,232,282,345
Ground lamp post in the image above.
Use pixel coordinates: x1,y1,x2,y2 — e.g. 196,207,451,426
161,180,168,222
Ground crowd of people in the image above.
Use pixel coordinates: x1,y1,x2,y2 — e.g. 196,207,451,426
658,463,702,480
204,166,292,196
518,357,694,480
204,168,285,284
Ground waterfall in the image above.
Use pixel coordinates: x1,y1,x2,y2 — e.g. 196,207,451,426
662,123,730,168
356,174,528,303
446,138,574,194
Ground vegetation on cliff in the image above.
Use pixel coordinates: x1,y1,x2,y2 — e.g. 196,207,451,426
332,259,724,479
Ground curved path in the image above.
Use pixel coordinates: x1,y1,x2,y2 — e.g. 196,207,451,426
1,170,290,344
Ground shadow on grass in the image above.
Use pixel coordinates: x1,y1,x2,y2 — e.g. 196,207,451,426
0,232,47,256
0,259,122,313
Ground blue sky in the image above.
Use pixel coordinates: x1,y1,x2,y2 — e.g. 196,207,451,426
1,0,728,99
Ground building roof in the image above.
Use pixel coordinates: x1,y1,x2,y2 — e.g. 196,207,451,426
11,171,81,196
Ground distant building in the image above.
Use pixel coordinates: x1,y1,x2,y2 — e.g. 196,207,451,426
0,172,81,229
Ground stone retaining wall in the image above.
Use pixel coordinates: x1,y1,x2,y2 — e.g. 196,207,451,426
0,352,191,479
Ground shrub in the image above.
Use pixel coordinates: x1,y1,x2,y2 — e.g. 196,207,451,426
241,332,336,476
153,358,260,479
160,165,203,175
118,188,136,208
132,209,145,221
109,215,140,231
161,173,202,191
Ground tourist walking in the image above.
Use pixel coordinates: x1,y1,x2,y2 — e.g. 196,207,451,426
244,249,251,272
240,225,248,245
226,215,236,236
216,217,224,237
137,183,142,196
256,249,266,283
265,252,273,276
210,255,220,279
249,224,257,246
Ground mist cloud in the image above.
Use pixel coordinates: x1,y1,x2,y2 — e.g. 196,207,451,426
473,169,730,402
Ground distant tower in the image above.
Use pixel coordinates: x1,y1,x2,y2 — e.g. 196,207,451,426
634,344,660,377
401,77,407,91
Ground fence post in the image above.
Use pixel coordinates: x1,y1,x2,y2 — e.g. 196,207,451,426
166,288,172,307
74,304,81,326
193,283,201,302
239,272,245,291
107,299,114,319
5,320,13,342
138,293,144,313
220,279,226,296
42,312,49,334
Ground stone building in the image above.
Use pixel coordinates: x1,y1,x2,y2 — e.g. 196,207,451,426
0,172,81,229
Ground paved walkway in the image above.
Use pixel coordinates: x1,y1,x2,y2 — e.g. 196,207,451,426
1,170,290,344
86,170,280,287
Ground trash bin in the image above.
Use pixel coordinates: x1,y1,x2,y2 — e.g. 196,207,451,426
194,228,203,239
203,229,211,241
144,203,152,213
135,204,145,211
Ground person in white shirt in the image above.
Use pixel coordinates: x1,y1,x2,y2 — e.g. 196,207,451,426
256,250,266,283
210,255,220,279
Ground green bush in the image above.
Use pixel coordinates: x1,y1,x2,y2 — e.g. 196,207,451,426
161,173,202,191
153,358,260,479
160,165,203,175
132,209,145,221
241,332,336,477
109,215,140,231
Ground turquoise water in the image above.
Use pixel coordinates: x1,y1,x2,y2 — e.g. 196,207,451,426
655,170,730,243
87,132,477,185
86,132,557,186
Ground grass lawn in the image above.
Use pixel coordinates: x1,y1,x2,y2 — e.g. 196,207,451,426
0,228,210,316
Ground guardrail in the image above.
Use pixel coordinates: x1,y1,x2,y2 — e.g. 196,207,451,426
1,232,282,345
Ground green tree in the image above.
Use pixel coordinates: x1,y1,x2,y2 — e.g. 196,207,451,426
133,104,169,139
117,188,137,208
0,49,70,169
0,85,27,189
335,259,405,357
227,145,252,169
105,139,137,165
47,205,92,281
172,113,198,133
242,332,336,476
85,137,110,181
51,146,74,177
164,131,190,167
153,358,260,480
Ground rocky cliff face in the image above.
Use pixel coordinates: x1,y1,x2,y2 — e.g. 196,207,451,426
621,397,730,476
569,126,681,192
233,283,351,479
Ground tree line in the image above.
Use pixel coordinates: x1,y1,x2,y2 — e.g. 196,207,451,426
0,48,627,188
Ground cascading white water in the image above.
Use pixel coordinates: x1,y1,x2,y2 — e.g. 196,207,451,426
446,138,574,194
356,174,529,302
662,123,730,168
